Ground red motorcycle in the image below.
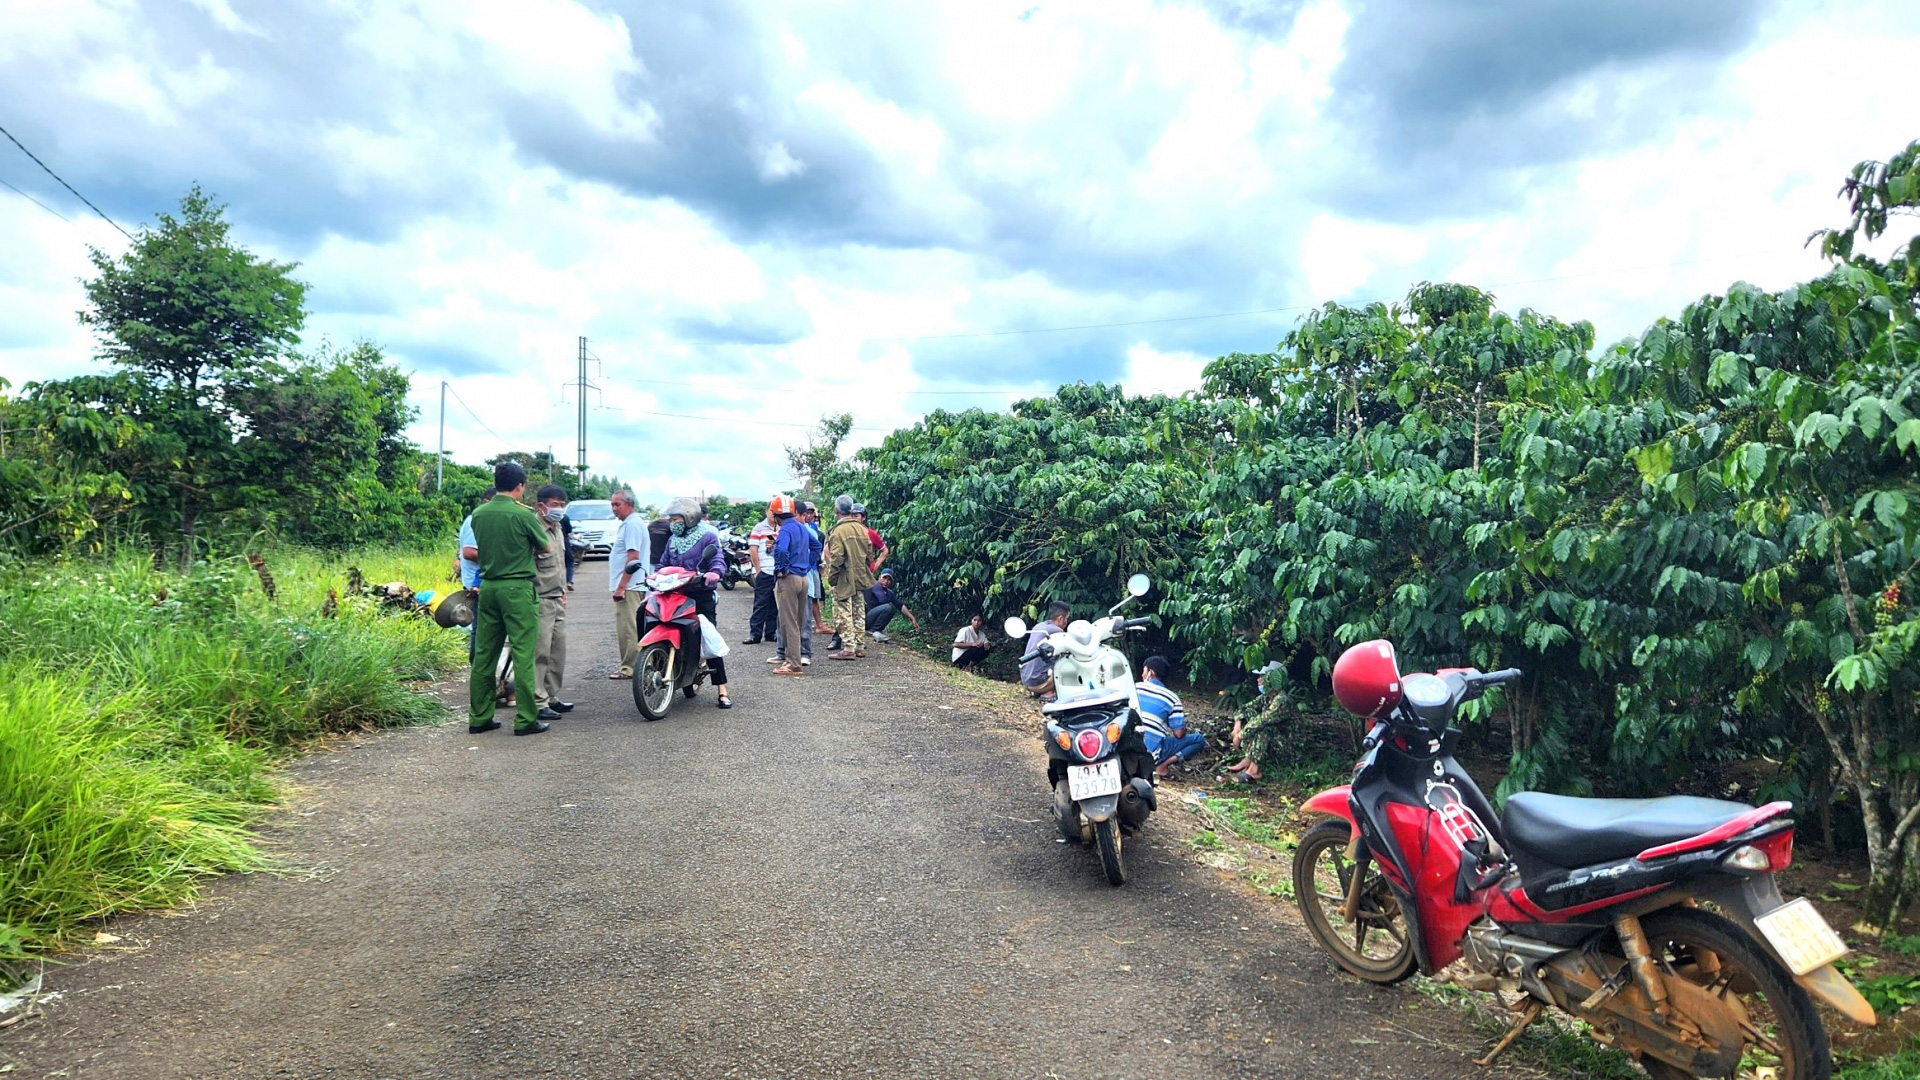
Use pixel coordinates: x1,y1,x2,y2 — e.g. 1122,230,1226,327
1293,639,1874,1080
629,565,714,721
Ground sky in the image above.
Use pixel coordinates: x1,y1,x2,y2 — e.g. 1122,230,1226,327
2,0,1917,507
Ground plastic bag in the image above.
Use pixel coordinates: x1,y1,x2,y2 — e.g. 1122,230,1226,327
699,614,730,659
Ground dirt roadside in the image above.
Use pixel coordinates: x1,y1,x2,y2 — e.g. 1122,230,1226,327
0,585,1525,1079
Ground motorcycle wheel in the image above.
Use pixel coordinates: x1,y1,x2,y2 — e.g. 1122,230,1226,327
1292,819,1416,984
1093,818,1127,886
721,577,737,591
1636,907,1829,1080
633,643,674,721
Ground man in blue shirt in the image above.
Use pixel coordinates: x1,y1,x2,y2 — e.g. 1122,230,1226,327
771,496,815,675
1137,655,1204,778
457,487,495,589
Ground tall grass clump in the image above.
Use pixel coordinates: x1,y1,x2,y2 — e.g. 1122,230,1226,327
0,547,466,961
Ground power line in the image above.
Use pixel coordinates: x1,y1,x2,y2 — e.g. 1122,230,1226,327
443,383,513,447
0,123,133,239
0,174,71,223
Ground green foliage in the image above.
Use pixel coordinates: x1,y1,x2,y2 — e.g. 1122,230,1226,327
846,382,1218,625
1855,972,1920,1015
0,548,463,958
1837,1039,1920,1080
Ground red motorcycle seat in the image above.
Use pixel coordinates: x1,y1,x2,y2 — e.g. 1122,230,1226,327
1501,791,1755,870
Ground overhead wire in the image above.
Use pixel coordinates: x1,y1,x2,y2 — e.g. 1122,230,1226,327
0,173,72,223
443,383,514,448
0,122,133,239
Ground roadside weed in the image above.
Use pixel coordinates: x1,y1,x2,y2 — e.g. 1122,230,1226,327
0,548,464,957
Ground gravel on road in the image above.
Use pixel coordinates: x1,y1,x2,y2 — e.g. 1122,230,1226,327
1,584,1505,1079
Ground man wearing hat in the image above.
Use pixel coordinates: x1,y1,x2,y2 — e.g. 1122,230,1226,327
824,494,875,660
863,567,920,642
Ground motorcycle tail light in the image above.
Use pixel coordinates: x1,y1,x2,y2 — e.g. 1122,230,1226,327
1055,731,1071,751
1105,721,1123,744
1724,845,1771,873
1752,829,1794,872
1074,729,1104,761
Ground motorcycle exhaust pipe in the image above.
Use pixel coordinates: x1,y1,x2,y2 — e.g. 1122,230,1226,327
1118,778,1155,828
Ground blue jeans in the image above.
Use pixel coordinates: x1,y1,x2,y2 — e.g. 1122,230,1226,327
1151,732,1206,765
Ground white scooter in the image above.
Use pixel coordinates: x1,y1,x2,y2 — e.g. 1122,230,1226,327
1004,573,1157,885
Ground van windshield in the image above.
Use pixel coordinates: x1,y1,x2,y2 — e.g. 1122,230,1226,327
568,503,614,521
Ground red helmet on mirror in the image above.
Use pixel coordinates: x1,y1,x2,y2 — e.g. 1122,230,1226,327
1332,639,1403,718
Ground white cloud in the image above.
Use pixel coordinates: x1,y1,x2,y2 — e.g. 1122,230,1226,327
1122,342,1210,398
3,0,1919,512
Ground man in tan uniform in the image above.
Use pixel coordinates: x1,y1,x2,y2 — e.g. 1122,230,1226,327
825,494,875,661
533,484,573,721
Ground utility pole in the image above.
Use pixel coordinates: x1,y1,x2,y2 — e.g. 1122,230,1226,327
577,336,588,484
437,380,447,491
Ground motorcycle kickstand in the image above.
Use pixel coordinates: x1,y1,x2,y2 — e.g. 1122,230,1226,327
1472,999,1544,1067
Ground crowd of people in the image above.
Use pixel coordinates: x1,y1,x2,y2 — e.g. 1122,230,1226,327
453,466,1257,781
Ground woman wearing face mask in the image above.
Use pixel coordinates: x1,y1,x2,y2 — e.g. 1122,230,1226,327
655,497,733,708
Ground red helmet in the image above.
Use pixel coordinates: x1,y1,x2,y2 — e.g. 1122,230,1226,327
769,494,796,517
1332,639,1403,718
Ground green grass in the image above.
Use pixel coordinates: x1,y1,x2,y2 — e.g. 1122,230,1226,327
1412,977,1643,1079
0,548,465,966
1838,1040,1920,1079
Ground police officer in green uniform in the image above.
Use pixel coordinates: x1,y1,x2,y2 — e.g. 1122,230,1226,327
468,461,553,735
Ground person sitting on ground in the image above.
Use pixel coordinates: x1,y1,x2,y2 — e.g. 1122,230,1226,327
863,568,920,642
951,614,991,671
1137,655,1204,778
1020,601,1071,700
1221,662,1286,783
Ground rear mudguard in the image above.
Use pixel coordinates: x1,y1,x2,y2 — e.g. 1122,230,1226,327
1701,875,1876,1025
639,625,682,648
1302,784,1355,824
1078,793,1120,823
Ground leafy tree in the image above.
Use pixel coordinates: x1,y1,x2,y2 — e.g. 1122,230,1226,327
786,412,853,498
76,186,307,565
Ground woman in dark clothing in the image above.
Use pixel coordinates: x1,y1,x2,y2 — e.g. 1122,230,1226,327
657,497,733,708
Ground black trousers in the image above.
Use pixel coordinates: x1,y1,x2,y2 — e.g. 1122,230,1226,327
866,603,897,632
954,646,989,668
693,588,729,686
749,572,778,640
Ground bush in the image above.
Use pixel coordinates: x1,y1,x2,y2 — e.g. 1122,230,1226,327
0,548,466,960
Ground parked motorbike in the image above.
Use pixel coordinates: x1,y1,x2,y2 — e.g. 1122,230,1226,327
628,564,715,721
720,535,754,591
1003,573,1157,885
1292,639,1874,1079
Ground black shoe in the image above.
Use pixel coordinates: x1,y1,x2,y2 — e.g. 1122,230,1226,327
537,707,562,721
717,695,733,709
743,637,763,645
468,720,501,734
552,701,574,713
514,721,551,736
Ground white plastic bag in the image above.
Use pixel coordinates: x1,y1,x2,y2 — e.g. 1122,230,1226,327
699,614,730,659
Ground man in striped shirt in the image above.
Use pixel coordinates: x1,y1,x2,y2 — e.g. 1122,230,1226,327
1137,655,1205,778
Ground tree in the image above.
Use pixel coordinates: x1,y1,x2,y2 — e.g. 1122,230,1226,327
77,185,308,566
785,413,853,498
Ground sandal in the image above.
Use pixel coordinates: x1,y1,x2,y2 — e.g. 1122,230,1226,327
771,665,802,676
608,672,630,680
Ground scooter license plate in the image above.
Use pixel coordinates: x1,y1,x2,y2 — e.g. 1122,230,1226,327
1754,897,1849,976
1067,759,1122,800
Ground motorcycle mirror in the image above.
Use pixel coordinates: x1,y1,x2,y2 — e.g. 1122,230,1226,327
1127,573,1151,597
1003,616,1030,640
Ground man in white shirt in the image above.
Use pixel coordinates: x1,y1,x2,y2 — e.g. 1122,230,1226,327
609,489,652,679
746,503,780,643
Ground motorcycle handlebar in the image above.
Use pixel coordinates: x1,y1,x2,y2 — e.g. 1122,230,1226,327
1120,617,1154,631
1466,668,1523,692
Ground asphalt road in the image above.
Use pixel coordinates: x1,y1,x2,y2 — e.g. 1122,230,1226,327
1,583,1498,1079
